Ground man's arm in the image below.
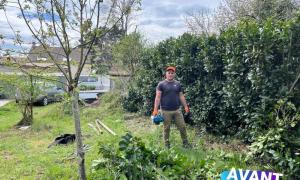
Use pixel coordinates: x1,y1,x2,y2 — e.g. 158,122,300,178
153,90,162,115
179,92,189,112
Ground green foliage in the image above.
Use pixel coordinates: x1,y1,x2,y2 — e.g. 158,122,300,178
78,84,96,90
112,32,145,77
92,132,217,179
0,74,40,124
0,92,125,179
0,74,33,100
121,17,300,177
0,81,12,98
247,100,300,178
220,17,300,141
123,15,300,142
0,93,264,179
90,26,125,74
0,73,56,105
121,87,142,112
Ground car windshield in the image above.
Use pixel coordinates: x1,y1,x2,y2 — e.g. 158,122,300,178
79,76,98,82
35,82,60,91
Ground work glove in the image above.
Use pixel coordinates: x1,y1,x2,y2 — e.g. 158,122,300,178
184,106,190,113
152,109,158,116
183,107,194,125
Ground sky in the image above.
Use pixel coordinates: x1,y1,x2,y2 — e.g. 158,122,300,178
137,0,221,43
0,0,221,55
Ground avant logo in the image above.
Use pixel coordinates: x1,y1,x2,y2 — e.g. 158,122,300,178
220,168,283,180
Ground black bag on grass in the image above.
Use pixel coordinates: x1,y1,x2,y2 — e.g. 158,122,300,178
48,134,76,148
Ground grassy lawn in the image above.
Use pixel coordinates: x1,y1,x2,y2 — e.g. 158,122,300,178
0,94,123,179
0,92,266,179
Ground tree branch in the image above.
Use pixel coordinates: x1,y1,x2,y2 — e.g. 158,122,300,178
51,0,72,81
17,0,70,84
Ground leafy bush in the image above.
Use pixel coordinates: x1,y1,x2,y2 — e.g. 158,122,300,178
247,100,300,178
121,87,143,112
122,15,300,142
92,133,218,179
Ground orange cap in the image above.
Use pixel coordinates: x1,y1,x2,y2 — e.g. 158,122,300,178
166,66,176,72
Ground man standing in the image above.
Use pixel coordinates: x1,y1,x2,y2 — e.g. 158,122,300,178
152,66,190,148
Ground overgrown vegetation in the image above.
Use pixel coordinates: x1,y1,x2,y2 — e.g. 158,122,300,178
248,100,300,179
92,132,219,179
123,15,300,138
122,14,300,177
1,1,300,178
0,74,42,126
0,92,125,179
0,92,267,179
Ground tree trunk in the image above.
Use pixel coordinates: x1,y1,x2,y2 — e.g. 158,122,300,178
71,90,86,180
16,102,33,126
29,75,33,124
16,75,34,127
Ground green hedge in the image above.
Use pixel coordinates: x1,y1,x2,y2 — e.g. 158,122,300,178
123,16,300,142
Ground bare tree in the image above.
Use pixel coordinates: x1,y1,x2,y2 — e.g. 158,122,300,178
215,0,300,30
184,9,217,36
186,0,300,34
89,0,141,76
0,0,136,179
110,0,141,35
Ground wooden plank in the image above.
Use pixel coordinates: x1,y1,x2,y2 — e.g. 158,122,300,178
96,119,116,136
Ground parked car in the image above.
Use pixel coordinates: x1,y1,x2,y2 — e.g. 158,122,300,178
15,83,65,106
78,75,111,103
78,75,111,91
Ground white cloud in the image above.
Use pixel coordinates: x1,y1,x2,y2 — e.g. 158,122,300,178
136,0,222,43
0,6,31,37
139,23,186,44
0,0,222,52
0,1,80,51
0,1,115,49
0,2,34,54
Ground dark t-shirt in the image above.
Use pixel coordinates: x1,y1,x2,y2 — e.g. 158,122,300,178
157,80,182,111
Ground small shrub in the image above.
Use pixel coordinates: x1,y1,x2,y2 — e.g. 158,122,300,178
92,133,217,179
121,88,142,112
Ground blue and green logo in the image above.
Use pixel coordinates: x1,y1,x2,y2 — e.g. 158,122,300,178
220,168,283,180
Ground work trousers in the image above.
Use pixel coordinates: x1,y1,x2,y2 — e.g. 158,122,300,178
161,109,188,146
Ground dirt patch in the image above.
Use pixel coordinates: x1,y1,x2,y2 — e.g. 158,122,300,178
88,99,101,107
203,140,248,154
1,151,14,160
0,130,21,139
30,139,51,149
82,99,101,108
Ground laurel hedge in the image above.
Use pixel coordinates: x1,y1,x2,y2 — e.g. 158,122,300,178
123,15,300,142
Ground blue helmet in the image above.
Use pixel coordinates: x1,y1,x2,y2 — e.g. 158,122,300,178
152,115,164,125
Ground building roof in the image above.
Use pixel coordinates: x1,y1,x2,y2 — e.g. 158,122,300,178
28,44,91,64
